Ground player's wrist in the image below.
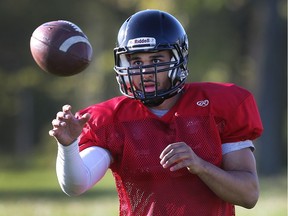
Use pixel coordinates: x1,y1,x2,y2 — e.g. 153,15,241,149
58,138,78,148
187,157,207,175
57,139,79,156
57,136,78,146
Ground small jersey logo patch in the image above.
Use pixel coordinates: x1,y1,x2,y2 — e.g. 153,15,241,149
196,100,209,107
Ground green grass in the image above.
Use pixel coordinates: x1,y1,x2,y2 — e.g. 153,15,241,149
0,169,118,216
236,174,287,216
0,167,286,216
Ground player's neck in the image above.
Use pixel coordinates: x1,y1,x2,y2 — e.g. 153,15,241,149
151,93,181,110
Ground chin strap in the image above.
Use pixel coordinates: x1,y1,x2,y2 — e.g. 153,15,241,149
142,97,166,107
141,89,181,107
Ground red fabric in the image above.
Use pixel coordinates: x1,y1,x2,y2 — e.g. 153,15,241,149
77,82,263,216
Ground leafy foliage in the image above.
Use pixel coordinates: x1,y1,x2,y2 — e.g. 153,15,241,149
0,0,286,174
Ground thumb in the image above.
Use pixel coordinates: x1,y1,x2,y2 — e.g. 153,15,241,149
78,113,91,126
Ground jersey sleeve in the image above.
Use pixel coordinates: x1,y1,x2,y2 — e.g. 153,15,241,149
77,120,104,151
221,93,263,143
75,104,124,163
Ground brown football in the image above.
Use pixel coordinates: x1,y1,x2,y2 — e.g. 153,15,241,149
30,20,93,76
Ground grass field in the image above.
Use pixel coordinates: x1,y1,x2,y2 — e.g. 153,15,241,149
0,167,286,216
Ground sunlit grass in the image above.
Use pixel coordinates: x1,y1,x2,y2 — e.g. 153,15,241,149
0,167,286,216
0,198,118,216
236,173,287,216
0,169,118,216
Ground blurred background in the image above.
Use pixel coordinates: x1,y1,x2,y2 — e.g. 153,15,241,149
0,0,287,215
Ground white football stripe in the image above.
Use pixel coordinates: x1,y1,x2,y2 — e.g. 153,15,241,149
59,36,91,52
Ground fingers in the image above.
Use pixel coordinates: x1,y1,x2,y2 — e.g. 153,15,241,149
160,142,194,172
50,108,72,130
52,118,66,128
58,104,73,122
49,104,91,145
48,105,76,142
62,104,90,125
63,104,72,112
78,112,91,126
159,142,184,159
49,116,67,138
48,128,56,137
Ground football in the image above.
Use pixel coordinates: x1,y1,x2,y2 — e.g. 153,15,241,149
30,20,93,76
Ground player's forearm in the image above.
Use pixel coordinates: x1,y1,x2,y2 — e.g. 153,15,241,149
56,140,111,196
196,159,259,208
56,141,92,196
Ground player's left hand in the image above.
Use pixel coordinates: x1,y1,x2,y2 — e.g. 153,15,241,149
159,142,203,174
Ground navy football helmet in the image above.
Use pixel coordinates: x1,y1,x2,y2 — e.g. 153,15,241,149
114,9,189,106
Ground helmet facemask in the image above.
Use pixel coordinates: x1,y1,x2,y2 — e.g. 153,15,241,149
114,45,188,106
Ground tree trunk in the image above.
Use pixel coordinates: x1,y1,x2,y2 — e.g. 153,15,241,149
251,0,287,175
15,89,34,156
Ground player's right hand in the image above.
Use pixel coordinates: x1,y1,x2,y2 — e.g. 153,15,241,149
49,104,90,146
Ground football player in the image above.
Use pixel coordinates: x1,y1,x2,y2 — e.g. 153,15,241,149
50,9,263,216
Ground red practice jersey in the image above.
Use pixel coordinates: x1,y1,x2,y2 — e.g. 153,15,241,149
77,82,263,216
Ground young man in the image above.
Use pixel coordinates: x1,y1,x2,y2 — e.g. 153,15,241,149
50,9,263,216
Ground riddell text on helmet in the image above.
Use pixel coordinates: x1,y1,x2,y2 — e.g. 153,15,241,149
128,37,156,47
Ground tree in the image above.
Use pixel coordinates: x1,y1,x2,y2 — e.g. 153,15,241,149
251,0,287,175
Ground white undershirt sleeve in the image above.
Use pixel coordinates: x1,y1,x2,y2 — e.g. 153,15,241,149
56,140,111,196
222,140,255,155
